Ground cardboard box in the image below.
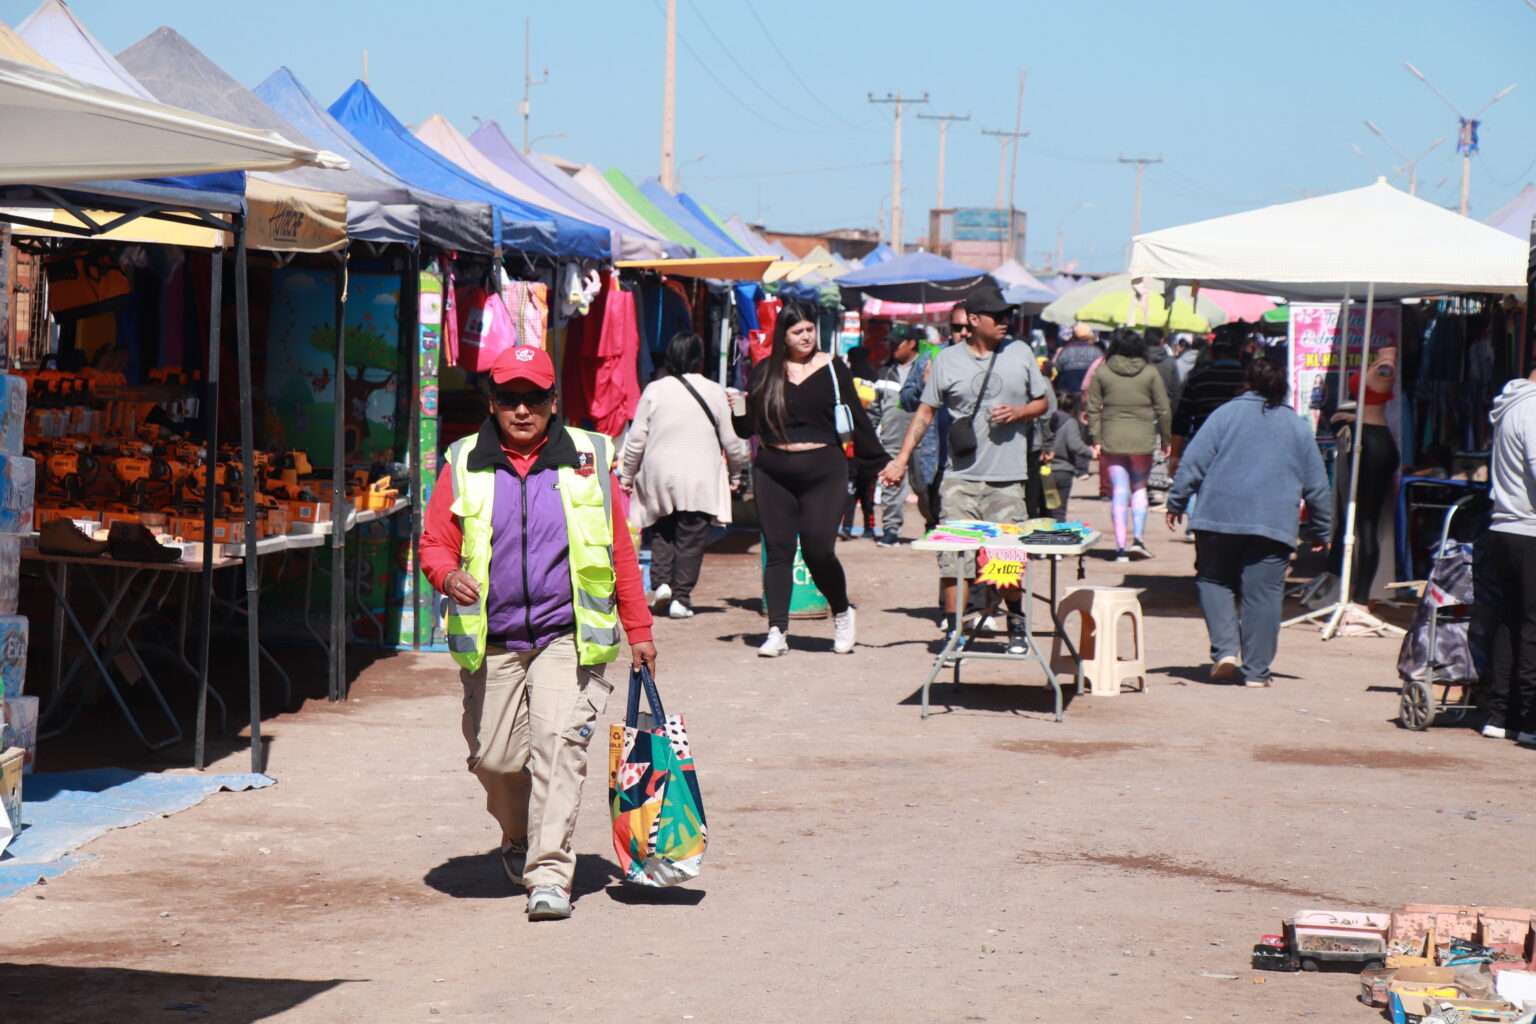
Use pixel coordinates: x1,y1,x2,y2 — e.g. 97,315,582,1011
0,745,21,833
1479,908,1533,957
284,500,331,527
1,694,36,772
1394,904,1480,946
33,507,95,529
1388,965,1459,1017
0,615,27,700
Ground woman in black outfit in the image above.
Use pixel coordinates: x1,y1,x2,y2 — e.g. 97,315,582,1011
736,301,886,656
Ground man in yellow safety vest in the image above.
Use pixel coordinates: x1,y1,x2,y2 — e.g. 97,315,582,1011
421,345,656,921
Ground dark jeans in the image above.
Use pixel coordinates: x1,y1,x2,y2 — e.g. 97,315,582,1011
1049,471,1074,523
649,510,713,607
754,445,851,631
1485,530,1536,732
1329,424,1398,603
1194,531,1293,682
1025,449,1047,519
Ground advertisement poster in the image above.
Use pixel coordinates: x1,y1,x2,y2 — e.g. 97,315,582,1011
415,269,445,649
1287,303,1402,427
264,269,405,465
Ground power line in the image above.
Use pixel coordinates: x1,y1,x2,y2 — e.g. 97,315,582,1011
694,159,891,182
684,0,827,129
745,0,870,131
651,0,791,133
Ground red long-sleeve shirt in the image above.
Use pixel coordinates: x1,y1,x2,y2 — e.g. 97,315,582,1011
420,437,653,646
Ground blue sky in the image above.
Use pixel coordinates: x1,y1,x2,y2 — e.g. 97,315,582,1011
7,0,1535,271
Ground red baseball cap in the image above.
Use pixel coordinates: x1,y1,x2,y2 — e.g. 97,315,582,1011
489,345,555,389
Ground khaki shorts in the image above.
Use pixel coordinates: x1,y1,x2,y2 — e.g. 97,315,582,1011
937,477,1029,578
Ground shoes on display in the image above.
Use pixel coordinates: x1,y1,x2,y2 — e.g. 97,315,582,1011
667,600,695,619
499,838,528,887
1129,539,1153,559
833,607,857,654
758,627,789,657
38,519,108,557
1210,656,1240,684
1481,723,1507,739
526,885,572,921
107,521,180,563
651,583,672,607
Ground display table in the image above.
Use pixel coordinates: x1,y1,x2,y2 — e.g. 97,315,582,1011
911,524,1099,722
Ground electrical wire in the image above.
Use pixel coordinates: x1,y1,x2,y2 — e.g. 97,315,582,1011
684,0,829,130
651,0,792,132
743,0,871,131
694,159,891,182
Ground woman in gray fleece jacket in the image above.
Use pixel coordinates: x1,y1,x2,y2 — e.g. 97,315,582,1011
1166,358,1332,686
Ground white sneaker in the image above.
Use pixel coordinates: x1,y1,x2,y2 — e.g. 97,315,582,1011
667,599,694,619
1210,656,1240,684
1482,723,1507,740
833,607,856,654
651,583,672,606
758,627,788,657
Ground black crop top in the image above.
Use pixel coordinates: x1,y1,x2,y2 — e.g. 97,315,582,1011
735,357,886,462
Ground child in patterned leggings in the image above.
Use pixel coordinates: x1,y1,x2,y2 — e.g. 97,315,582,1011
1104,453,1153,562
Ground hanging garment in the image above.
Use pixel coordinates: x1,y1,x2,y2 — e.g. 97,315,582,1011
442,261,460,368
503,279,550,350
559,264,601,319
454,283,518,372
590,279,642,435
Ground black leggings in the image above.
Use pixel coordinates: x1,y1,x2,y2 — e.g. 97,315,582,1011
1330,424,1399,604
754,445,851,630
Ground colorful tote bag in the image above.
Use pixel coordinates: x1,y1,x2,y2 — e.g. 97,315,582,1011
608,667,706,887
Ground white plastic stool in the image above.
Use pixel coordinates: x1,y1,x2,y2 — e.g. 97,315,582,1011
1051,586,1147,696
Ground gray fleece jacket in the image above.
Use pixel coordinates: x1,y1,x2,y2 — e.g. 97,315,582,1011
1167,393,1332,548
1490,377,1536,537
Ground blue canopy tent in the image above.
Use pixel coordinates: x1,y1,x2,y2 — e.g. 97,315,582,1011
255,68,495,255
329,80,608,260
677,192,752,255
639,179,749,257
834,250,989,306
861,243,895,267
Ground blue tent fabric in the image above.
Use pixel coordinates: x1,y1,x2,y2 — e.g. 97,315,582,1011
861,243,895,266
835,251,989,306
639,180,748,257
677,192,751,256
255,68,495,255
330,80,608,260
0,769,273,900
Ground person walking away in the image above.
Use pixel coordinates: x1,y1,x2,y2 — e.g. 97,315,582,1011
879,282,1050,654
734,300,886,656
1145,327,1183,413
1169,327,1247,540
420,346,656,922
872,327,927,544
620,332,750,618
1086,330,1171,562
1482,367,1536,745
900,306,968,528
1048,391,1093,521
1165,358,1331,686
1052,322,1103,400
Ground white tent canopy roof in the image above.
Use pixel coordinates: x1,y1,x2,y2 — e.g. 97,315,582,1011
0,56,328,184
1128,179,1527,300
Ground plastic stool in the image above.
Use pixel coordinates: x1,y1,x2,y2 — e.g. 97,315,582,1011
1051,586,1147,696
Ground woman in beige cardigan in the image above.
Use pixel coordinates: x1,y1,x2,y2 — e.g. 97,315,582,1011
620,333,751,618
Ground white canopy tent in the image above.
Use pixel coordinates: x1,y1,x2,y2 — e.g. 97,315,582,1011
1128,179,1527,641
0,55,334,184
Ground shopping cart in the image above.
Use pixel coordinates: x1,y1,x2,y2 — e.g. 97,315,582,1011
1395,493,1490,730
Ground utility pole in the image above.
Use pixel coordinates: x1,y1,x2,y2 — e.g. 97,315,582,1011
521,17,549,154
660,0,677,190
984,127,1030,259
1007,69,1027,248
1362,120,1445,196
361,49,368,84
1403,62,1516,216
916,112,969,210
1118,155,1162,251
869,91,928,250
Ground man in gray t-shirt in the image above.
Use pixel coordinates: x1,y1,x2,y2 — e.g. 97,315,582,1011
879,284,1050,650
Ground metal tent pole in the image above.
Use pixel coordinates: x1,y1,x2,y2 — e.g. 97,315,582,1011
330,253,349,700
404,248,422,652
193,244,224,771
233,221,264,773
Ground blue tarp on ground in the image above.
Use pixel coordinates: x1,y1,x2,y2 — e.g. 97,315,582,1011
254,68,495,255
0,769,274,900
330,80,609,260
640,179,748,257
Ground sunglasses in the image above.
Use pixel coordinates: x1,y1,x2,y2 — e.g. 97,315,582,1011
949,323,972,333
493,387,553,409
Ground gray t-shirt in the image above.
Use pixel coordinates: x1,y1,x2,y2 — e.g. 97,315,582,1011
921,338,1050,481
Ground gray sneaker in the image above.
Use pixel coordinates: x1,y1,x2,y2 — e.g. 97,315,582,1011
499,838,528,887
527,884,572,921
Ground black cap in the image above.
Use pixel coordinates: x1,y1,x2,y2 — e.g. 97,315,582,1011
967,281,1016,317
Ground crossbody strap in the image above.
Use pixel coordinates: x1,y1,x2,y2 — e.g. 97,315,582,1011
675,375,723,452
968,349,1000,424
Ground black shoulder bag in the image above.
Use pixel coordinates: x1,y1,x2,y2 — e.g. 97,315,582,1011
946,349,998,461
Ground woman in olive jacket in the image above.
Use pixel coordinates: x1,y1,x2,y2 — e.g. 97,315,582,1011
1086,329,1172,561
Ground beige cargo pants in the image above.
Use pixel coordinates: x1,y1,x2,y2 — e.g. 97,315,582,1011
459,635,612,890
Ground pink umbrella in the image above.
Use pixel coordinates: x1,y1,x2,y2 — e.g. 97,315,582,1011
1195,287,1276,325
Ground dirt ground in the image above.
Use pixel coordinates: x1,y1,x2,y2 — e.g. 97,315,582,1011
4,486,1532,1023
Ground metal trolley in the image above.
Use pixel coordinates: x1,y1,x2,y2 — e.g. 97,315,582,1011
1397,493,1488,731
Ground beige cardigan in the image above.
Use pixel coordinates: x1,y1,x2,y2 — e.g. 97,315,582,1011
620,373,751,528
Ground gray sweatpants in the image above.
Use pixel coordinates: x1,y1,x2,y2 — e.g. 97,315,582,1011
878,461,932,538
1193,531,1293,682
